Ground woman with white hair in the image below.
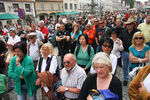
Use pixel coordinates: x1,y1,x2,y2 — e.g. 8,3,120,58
78,52,122,100
35,43,58,100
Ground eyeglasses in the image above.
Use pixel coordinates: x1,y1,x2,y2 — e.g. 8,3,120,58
103,44,112,48
63,61,71,64
135,37,143,40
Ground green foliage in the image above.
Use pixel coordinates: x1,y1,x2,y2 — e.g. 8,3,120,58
130,0,135,8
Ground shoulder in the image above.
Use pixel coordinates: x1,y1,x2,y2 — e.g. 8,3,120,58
144,44,150,50
111,76,122,86
76,65,86,74
24,55,33,61
11,56,17,61
129,45,134,50
0,74,6,78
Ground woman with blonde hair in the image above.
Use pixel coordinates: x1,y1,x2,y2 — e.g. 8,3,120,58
35,43,58,100
129,31,150,71
70,23,82,53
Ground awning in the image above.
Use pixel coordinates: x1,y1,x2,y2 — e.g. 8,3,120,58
0,13,19,20
56,11,80,15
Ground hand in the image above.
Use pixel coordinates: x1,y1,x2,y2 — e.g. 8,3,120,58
57,86,66,93
41,81,45,88
83,68,87,70
35,78,41,86
74,27,78,33
87,95,93,100
139,82,146,92
16,57,21,67
20,75,23,79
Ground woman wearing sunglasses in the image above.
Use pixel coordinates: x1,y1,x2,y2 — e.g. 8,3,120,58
129,31,150,71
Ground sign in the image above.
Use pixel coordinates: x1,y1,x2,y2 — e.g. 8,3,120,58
18,8,24,19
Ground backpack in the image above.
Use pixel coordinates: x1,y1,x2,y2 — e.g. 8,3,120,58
76,45,91,58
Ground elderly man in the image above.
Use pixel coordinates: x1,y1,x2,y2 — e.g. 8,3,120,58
27,32,43,69
39,20,49,43
57,53,87,99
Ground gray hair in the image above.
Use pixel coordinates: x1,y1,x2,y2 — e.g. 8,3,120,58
92,52,112,72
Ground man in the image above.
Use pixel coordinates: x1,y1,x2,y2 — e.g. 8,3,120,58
115,18,124,38
31,23,45,42
17,25,27,43
39,20,49,43
27,32,43,69
55,17,63,30
65,18,73,33
95,19,111,52
84,14,92,25
56,24,70,63
137,15,150,45
57,53,86,99
120,18,139,86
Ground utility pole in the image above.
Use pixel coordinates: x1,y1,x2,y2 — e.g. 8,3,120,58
88,0,98,15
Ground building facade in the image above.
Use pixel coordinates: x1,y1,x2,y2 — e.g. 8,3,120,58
63,0,78,12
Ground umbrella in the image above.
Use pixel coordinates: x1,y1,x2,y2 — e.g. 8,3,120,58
56,12,70,15
0,13,19,20
145,6,150,9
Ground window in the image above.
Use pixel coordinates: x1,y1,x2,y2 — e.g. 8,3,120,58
65,3,68,10
70,3,72,9
58,4,61,10
0,3,5,12
50,4,54,10
25,4,31,12
13,3,19,12
41,4,44,11
74,4,77,10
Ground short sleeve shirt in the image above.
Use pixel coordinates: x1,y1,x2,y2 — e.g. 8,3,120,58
0,74,8,94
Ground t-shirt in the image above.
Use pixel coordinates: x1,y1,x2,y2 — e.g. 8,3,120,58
70,31,82,40
0,74,7,94
129,45,150,70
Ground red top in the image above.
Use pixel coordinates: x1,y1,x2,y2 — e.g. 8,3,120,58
83,29,95,44
41,27,49,39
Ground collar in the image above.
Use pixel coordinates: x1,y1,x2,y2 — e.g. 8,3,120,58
31,40,38,45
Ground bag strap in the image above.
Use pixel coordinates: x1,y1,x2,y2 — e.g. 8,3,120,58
76,45,80,57
45,56,53,71
87,45,91,58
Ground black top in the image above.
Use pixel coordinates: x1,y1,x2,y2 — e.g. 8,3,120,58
119,28,139,52
65,23,72,33
78,74,122,100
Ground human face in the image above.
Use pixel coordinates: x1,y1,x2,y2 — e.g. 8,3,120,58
17,26,22,32
31,24,36,31
63,56,75,71
28,36,36,43
99,20,104,29
146,16,150,24
111,33,117,39
14,48,24,58
134,36,144,45
126,23,134,31
60,24,65,31
9,31,15,37
79,36,86,45
94,63,110,78
102,42,112,55
116,19,122,27
42,47,50,57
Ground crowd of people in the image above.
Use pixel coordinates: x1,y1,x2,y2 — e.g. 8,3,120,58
0,10,150,100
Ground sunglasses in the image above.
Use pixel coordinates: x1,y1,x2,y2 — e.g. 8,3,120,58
135,37,143,40
103,44,112,48
28,37,34,39
63,61,71,64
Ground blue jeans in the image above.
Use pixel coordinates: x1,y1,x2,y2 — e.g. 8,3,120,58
17,84,36,100
96,45,102,53
122,51,130,81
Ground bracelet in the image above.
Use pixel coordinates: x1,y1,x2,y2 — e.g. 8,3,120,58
138,58,142,63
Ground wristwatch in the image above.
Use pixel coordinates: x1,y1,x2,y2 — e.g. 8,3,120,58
65,87,69,91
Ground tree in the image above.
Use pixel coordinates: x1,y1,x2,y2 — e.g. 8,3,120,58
130,0,135,8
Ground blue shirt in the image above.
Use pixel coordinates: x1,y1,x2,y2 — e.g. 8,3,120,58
129,44,150,70
71,30,82,40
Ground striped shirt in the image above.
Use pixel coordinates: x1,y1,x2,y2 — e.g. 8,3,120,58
61,64,87,99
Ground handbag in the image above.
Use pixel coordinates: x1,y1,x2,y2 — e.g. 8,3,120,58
129,63,145,80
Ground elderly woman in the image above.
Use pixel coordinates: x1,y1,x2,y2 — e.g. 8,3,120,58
8,29,21,44
78,52,122,100
129,31,150,71
128,65,150,100
8,42,37,100
35,43,58,100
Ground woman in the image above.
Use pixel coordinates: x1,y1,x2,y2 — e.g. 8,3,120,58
83,24,95,45
35,43,58,100
129,31,150,71
8,29,21,44
78,52,122,100
70,23,82,53
8,42,37,100
74,34,94,73
90,37,118,75
128,65,150,100
110,29,124,67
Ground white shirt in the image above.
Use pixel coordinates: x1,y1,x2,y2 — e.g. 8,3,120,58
62,18,67,24
36,55,58,74
8,35,21,44
90,53,117,75
36,30,44,41
29,40,40,61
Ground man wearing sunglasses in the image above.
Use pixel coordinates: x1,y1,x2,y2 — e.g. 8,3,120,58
27,32,43,69
57,53,87,100
119,18,139,86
